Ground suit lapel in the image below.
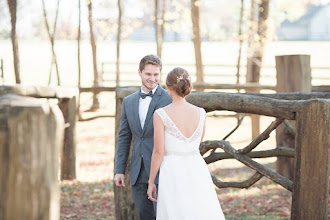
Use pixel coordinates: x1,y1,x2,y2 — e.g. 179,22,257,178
142,85,163,135
132,91,143,133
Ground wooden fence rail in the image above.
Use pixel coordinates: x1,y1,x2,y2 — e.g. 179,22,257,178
101,61,330,86
114,87,329,220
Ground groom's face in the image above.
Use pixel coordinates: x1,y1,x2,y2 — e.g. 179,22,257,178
139,64,161,91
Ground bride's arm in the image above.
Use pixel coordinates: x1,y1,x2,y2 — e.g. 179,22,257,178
147,112,165,201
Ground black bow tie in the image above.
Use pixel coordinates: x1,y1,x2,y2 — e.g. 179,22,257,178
140,91,154,99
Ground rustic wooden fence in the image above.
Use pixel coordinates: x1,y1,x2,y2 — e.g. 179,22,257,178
0,94,64,219
100,60,330,86
114,87,330,220
187,91,330,220
0,85,78,180
81,55,329,142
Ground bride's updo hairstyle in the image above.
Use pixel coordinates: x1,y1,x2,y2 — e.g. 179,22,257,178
166,67,192,97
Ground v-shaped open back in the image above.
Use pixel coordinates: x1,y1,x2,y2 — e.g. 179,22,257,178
163,108,201,140
156,107,205,143
155,105,225,219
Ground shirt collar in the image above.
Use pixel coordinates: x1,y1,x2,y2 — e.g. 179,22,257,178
140,84,158,95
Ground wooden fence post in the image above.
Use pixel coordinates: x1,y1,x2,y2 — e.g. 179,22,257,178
59,97,77,180
0,94,64,220
291,99,329,219
114,88,138,220
246,88,260,140
275,54,311,179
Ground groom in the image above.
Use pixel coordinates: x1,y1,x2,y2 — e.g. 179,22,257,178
114,54,172,220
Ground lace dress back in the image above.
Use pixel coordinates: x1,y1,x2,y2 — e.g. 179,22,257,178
154,107,225,220
155,107,205,156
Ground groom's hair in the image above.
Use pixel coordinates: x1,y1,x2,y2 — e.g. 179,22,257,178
139,54,162,72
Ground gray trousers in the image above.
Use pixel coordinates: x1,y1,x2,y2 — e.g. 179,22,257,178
132,160,157,220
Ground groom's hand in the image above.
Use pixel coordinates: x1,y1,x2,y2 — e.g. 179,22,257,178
114,174,125,187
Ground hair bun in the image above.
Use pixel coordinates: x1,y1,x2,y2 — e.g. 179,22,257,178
166,67,192,97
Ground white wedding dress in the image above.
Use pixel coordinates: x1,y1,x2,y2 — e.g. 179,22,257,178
155,107,225,220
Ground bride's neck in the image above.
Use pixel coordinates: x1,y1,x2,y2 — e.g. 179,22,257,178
171,96,186,104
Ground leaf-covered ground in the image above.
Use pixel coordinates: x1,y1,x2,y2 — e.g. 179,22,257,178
60,115,328,219
214,165,291,219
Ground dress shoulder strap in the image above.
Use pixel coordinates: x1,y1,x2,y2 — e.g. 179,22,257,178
199,107,206,125
197,107,206,135
155,107,177,131
155,108,168,125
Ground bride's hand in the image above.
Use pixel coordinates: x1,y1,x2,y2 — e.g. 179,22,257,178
147,183,157,202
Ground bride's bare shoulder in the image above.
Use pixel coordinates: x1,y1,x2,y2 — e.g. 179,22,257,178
187,103,201,111
163,104,173,111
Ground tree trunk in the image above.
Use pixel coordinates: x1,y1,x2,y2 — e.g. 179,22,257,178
77,0,81,88
246,0,270,139
155,0,166,59
0,59,4,84
42,0,61,86
155,0,159,56
0,94,64,220
247,0,269,83
191,0,204,83
58,97,77,180
7,0,20,84
87,0,100,109
116,0,122,87
246,0,256,83
77,0,82,120
236,0,244,85
275,55,311,180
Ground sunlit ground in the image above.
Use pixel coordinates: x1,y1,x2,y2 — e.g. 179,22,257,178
61,93,299,219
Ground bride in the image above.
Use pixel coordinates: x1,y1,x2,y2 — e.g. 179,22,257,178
147,67,225,219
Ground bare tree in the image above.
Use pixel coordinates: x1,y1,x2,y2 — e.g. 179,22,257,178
245,0,270,139
115,0,122,87
77,0,82,119
87,0,99,109
41,0,61,85
154,0,166,59
246,0,256,83
191,0,204,84
236,0,244,85
246,0,270,83
77,0,81,88
7,0,20,84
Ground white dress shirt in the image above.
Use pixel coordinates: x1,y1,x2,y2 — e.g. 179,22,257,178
139,85,158,129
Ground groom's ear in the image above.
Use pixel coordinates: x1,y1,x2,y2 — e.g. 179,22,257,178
138,69,142,77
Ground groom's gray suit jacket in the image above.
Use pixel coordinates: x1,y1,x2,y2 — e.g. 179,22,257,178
115,85,172,185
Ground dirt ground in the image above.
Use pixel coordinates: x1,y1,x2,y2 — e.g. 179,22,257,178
60,110,307,219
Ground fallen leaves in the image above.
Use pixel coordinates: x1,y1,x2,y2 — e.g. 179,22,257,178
61,116,295,219
61,180,115,220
